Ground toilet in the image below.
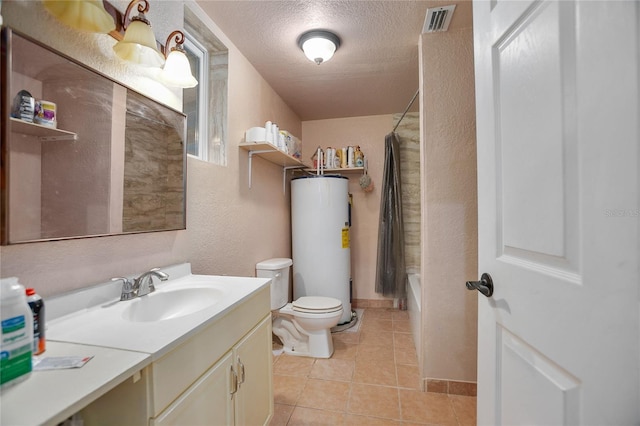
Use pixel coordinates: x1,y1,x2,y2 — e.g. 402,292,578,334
256,258,343,358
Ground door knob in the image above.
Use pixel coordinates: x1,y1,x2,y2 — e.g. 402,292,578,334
466,273,494,297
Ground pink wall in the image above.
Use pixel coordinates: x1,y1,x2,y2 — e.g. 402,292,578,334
420,25,478,384
0,1,298,296
302,115,394,302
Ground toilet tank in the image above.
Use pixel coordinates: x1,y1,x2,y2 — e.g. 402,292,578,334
256,258,293,310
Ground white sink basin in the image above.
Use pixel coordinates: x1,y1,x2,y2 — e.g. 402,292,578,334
46,267,271,358
121,287,226,322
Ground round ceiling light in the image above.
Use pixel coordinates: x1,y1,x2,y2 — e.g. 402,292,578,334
297,30,341,65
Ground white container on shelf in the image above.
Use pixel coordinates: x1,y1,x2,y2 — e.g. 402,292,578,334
245,126,266,143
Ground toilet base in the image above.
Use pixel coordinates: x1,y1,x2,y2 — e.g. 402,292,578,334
272,316,335,358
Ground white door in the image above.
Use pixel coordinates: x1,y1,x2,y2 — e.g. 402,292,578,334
472,1,639,424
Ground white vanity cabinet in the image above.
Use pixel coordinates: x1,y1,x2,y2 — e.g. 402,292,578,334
152,316,273,426
232,316,274,425
81,284,273,426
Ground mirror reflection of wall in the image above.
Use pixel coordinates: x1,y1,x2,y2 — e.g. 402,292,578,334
2,29,186,245
123,91,185,233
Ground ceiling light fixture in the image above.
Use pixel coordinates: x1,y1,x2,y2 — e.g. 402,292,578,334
113,0,165,68
159,30,198,88
297,30,341,65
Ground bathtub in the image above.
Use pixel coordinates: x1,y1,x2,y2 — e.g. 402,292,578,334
407,273,421,359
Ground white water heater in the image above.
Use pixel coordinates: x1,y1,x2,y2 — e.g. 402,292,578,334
291,175,352,324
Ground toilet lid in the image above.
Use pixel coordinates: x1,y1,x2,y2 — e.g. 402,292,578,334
292,296,342,314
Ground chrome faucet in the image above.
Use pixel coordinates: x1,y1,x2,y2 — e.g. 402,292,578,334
133,268,169,297
112,277,135,301
112,268,169,301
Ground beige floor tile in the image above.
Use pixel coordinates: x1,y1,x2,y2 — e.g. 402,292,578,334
396,364,421,390
348,383,401,420
361,318,394,333
310,358,355,382
363,308,394,320
450,395,477,426
392,320,412,333
359,330,394,348
394,345,418,366
357,344,395,363
274,355,316,377
344,414,402,425
270,403,295,426
391,310,409,321
393,333,415,350
332,330,360,345
353,358,397,386
297,378,351,411
331,337,359,360
288,406,346,426
399,389,457,425
270,308,477,426
273,374,307,405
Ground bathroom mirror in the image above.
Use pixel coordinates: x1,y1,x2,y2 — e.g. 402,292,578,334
1,28,187,244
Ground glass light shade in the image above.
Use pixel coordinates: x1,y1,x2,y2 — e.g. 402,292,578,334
302,37,337,65
113,18,165,67
43,0,116,33
160,50,198,88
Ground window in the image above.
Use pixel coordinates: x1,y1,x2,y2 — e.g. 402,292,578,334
183,5,228,165
183,36,207,159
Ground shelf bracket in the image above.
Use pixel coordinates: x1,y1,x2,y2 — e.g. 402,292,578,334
247,149,277,188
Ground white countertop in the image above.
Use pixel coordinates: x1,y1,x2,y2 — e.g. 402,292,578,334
0,264,271,426
46,273,270,360
0,341,149,426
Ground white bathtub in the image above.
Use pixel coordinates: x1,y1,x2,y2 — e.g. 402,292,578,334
407,273,421,358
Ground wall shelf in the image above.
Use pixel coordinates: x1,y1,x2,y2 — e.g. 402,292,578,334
239,141,307,191
10,117,78,141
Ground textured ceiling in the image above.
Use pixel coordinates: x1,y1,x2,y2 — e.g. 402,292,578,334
196,0,473,121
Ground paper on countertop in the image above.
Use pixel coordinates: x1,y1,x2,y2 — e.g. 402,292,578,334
33,355,94,371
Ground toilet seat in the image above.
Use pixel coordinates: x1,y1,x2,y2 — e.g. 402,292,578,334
292,296,342,314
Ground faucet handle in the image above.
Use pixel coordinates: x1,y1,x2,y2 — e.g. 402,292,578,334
112,277,135,301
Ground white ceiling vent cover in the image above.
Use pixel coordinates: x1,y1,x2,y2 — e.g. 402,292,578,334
422,5,456,33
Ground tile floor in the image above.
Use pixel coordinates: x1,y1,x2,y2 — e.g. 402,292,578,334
269,307,477,425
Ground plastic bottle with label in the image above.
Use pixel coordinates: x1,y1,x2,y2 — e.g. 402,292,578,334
26,288,45,355
0,277,33,389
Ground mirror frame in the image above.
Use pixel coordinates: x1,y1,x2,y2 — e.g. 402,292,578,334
1,27,187,245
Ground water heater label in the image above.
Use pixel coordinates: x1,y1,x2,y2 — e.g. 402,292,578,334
342,227,350,248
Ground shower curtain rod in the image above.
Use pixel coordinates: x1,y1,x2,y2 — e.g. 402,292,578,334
392,89,419,133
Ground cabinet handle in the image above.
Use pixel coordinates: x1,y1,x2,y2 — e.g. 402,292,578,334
237,357,246,385
230,365,238,396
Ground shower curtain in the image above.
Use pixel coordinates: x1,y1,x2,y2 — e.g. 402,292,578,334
375,131,407,301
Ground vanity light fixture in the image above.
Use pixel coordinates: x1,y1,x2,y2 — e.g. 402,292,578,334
112,0,165,68
159,30,198,88
43,0,116,33
297,30,341,65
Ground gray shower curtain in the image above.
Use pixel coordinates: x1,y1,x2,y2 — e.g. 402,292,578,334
375,131,407,301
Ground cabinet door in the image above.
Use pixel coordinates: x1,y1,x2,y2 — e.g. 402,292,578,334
151,351,235,426
234,316,273,426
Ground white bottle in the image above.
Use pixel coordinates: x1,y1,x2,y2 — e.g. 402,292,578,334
347,146,354,168
0,277,33,389
265,121,273,143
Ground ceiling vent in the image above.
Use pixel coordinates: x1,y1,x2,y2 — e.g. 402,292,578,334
422,5,456,33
